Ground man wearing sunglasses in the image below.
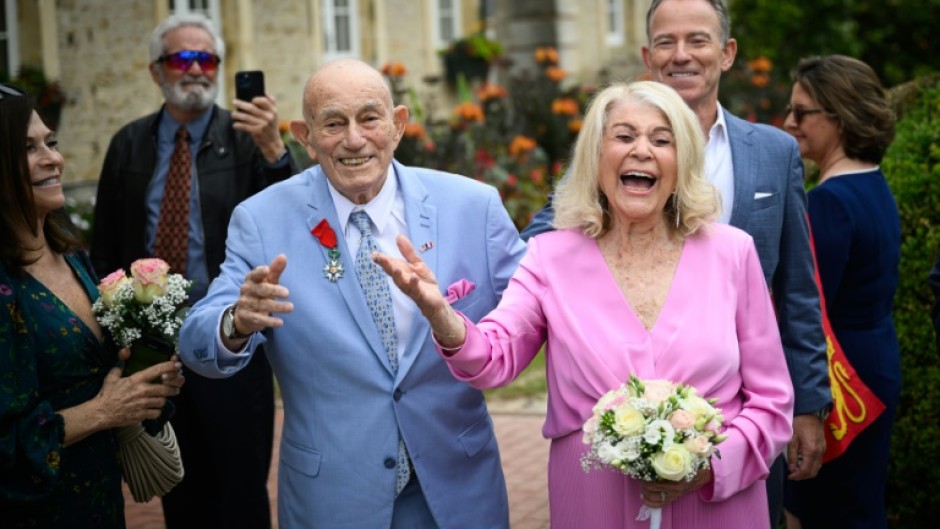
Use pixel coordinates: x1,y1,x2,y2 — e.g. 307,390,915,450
91,12,294,529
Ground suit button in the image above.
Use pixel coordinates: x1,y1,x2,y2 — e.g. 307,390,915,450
384,458,396,469
393,389,402,401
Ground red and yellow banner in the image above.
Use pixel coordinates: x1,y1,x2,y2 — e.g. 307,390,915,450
806,219,886,463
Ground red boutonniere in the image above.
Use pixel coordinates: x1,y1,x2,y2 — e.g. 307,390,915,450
311,219,344,282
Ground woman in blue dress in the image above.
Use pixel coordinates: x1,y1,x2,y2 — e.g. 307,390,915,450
782,56,900,529
0,84,186,528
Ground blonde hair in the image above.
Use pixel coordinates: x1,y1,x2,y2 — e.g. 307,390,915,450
553,81,719,239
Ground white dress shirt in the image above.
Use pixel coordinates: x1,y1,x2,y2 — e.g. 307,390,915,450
328,167,413,363
705,103,735,224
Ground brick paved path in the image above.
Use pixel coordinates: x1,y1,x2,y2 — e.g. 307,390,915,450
123,402,550,528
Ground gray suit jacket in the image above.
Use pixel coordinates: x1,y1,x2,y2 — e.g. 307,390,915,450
521,109,831,415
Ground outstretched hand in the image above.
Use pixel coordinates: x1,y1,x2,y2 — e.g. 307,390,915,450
373,235,445,318
234,254,294,335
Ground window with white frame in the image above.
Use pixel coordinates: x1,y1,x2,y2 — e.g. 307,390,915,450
606,0,625,46
322,0,360,60
1,0,20,78
431,0,462,49
168,0,221,22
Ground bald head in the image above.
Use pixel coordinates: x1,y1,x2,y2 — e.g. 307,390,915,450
301,59,393,122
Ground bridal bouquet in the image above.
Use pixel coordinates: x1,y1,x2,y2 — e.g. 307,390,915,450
93,258,191,375
581,374,726,528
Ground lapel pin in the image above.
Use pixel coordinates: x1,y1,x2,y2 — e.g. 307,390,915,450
419,241,434,253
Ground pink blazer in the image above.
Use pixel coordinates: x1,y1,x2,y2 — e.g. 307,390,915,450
445,224,794,502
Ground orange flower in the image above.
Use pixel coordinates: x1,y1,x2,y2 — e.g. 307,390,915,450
545,66,567,82
403,122,427,139
552,98,579,116
568,118,583,134
278,120,291,134
750,73,770,88
381,61,407,77
748,56,773,73
509,135,537,157
534,46,559,65
476,83,508,101
453,102,484,123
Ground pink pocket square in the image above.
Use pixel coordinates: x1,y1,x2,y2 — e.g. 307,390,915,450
444,279,476,304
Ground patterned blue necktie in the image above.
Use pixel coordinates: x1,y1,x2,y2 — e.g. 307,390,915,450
350,210,411,494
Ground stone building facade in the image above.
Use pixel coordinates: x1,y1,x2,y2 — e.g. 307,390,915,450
6,0,649,184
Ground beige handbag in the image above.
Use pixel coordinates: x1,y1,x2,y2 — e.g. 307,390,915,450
116,422,185,503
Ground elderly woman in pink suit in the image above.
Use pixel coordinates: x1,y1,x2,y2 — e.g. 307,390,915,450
376,81,794,529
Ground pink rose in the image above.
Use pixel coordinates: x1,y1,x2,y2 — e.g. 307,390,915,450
668,409,696,430
98,269,130,307
130,258,170,303
642,379,676,404
684,434,714,456
582,415,600,444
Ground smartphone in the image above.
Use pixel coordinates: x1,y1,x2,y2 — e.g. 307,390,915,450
235,70,265,102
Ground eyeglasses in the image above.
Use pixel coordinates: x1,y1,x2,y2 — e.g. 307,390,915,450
0,84,26,101
785,104,826,125
156,50,221,72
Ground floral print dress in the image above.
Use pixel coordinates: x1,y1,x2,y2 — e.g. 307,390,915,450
0,253,125,528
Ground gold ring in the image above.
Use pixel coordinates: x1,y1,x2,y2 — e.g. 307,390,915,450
660,491,666,502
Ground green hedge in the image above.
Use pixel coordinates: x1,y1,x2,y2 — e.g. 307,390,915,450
882,76,940,527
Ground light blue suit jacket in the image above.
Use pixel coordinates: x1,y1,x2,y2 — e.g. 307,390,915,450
521,109,830,415
180,160,525,529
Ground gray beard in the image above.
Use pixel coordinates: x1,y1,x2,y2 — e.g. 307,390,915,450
161,74,217,113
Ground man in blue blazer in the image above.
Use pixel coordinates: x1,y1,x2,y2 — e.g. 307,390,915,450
179,59,524,528
521,1,831,525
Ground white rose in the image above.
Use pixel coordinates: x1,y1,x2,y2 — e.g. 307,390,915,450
612,403,646,437
651,445,694,481
681,394,717,421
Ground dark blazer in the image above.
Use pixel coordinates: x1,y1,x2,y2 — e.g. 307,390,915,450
520,109,830,415
90,104,294,529
90,105,294,280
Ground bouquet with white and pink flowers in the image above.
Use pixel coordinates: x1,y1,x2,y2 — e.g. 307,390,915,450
581,374,726,528
92,258,191,375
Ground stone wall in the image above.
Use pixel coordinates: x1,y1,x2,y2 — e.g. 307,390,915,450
55,0,160,184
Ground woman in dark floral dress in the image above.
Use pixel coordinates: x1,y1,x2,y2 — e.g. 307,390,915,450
0,84,185,528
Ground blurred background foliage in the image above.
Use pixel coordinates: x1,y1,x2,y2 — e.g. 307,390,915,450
880,75,940,527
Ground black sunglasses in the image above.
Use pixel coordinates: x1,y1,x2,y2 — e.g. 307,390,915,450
784,104,827,125
0,84,26,101
156,50,221,72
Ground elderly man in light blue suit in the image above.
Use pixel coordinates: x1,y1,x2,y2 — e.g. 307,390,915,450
179,59,523,529
521,1,831,526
